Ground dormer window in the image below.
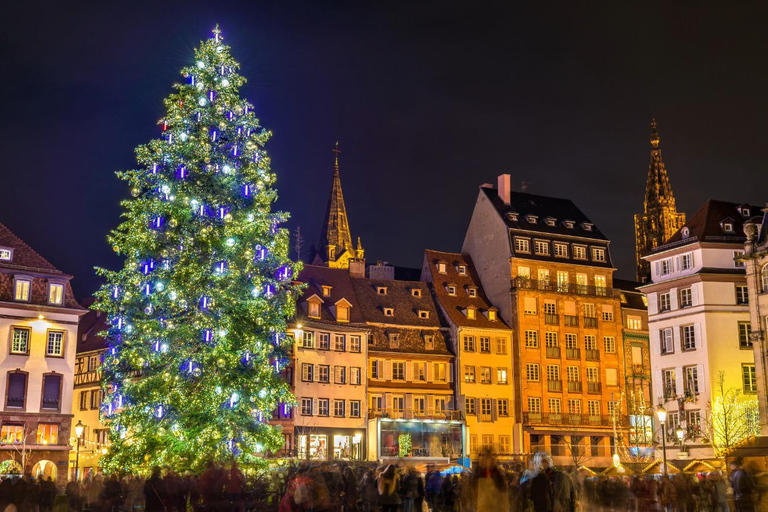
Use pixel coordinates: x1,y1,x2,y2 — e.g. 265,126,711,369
437,261,447,274
383,307,394,317
591,247,606,262
544,217,557,227
721,220,735,233
14,278,31,302
334,299,352,322
507,212,519,221
681,227,690,239
48,283,64,305
526,214,538,224
563,220,575,229
424,335,435,350
0,247,12,262
418,310,430,319
447,284,457,296
738,205,751,217
467,286,478,298
466,306,477,320
514,237,531,253
388,333,399,348
581,222,594,231
487,309,498,322
457,265,467,275
306,295,323,319
411,288,422,298
321,285,332,297
376,286,388,295
534,240,549,256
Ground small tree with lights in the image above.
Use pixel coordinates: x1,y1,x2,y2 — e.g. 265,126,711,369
707,371,760,458
95,26,300,473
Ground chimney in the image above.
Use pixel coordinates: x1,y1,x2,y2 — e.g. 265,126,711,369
349,259,366,279
498,174,512,205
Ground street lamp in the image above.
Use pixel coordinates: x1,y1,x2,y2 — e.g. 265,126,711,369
675,425,685,443
656,404,668,475
74,420,84,482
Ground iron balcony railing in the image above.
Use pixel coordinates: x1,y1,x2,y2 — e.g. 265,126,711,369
523,412,625,427
585,349,600,361
567,381,582,392
546,346,561,359
584,317,598,328
566,348,581,360
368,408,463,421
548,380,563,392
512,278,621,298
588,382,602,393
544,313,559,325
564,315,579,327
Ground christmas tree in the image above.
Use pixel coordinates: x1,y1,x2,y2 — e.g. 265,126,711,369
95,26,300,473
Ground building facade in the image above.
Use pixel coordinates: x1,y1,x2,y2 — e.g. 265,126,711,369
421,250,518,459
290,265,369,461
462,175,628,468
352,277,464,463
634,120,686,283
0,222,86,484
641,200,759,460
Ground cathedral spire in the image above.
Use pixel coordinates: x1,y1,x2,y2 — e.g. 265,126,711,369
319,142,360,268
644,119,677,212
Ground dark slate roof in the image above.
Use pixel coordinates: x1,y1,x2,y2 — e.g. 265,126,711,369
481,186,609,241
296,265,365,325
351,278,441,328
613,279,647,311
367,325,451,356
77,301,110,354
422,250,510,329
655,199,761,252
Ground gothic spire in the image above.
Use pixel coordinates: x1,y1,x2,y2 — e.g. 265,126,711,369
644,119,677,212
319,142,355,267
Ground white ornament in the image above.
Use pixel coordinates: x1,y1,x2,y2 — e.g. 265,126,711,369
180,132,188,141
198,97,207,106
221,78,230,87
226,238,235,246
197,61,205,69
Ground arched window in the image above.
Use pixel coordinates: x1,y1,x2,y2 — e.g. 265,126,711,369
762,264,768,293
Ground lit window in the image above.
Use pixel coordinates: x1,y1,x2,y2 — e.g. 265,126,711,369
321,285,332,297
36,423,58,445
554,243,568,258
535,241,549,255
514,238,530,253
376,286,387,295
0,424,24,444
627,316,642,330
14,279,31,302
458,265,467,275
437,262,447,274
47,331,65,357
466,307,476,320
591,248,606,262
10,328,30,355
48,283,64,305
0,248,12,261
418,310,430,319
308,301,321,318
383,308,394,317
336,304,350,322
464,366,476,383
488,310,497,322
573,246,587,260
497,368,508,384
735,251,746,268
433,363,446,382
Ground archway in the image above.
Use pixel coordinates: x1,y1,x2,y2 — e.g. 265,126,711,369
31,460,57,481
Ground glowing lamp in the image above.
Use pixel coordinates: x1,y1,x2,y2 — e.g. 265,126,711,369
75,420,85,439
676,425,685,442
656,404,667,425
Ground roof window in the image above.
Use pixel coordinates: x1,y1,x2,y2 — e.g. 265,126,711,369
418,310,430,319
321,285,332,297
376,286,388,295
383,307,394,317
457,265,467,275
507,212,519,221
411,288,422,298
526,214,538,224
544,217,557,227
0,247,12,262
581,222,594,231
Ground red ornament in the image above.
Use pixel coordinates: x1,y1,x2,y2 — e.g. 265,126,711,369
162,121,168,132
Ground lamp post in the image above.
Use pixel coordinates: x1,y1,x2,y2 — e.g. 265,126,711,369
656,404,668,475
74,420,84,482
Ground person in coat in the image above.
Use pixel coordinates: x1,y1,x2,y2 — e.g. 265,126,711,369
529,452,576,512
144,466,168,512
730,457,756,512
377,464,401,512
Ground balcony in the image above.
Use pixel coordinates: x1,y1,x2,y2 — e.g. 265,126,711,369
588,382,602,393
631,364,648,377
564,315,579,327
585,349,600,361
566,348,581,360
548,380,563,392
368,408,463,421
545,313,559,325
512,278,621,298
523,412,625,427
567,381,582,392
584,317,598,329
546,346,561,359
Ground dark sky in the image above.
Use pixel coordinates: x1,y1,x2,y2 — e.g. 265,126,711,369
3,1,768,300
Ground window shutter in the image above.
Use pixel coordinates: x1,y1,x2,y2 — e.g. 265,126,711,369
312,398,318,415
690,283,700,307
675,257,680,272
427,363,433,381
427,395,434,414
447,396,455,410
669,288,679,310
675,367,684,395
447,363,453,383
385,361,392,381
651,330,660,356
491,399,498,422
474,398,480,417
697,364,706,394
43,375,61,409
654,370,662,401
384,393,391,410
405,393,413,413
406,362,413,381
693,323,702,349
654,261,661,277
672,326,681,353
648,294,658,315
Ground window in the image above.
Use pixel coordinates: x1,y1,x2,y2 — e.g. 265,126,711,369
308,301,321,318
466,307,477,320
496,338,507,354
545,331,558,347
548,398,562,414
601,305,614,322
659,293,671,312
607,401,619,417
88,356,99,371
588,401,600,417
318,332,330,350
321,285,332,297
36,423,58,445
525,330,539,348
370,396,382,412
389,333,399,348
515,238,530,253
464,366,476,383
682,325,696,350
0,424,24,444
554,243,568,258
661,328,674,354
392,362,405,381
586,367,599,382
734,251,746,268
414,362,426,381
350,367,361,385
480,367,492,384
333,400,345,417
663,369,676,398
480,337,491,353
565,333,578,349
762,265,768,292
46,331,65,357
524,296,537,315
350,400,361,418
606,368,618,386
660,259,672,275
467,287,477,298
318,365,330,383
0,248,12,261
48,283,64,305
557,271,569,292
497,368,508,384
739,322,753,348
680,288,693,308
302,331,315,348
546,365,560,382
568,399,581,415
723,222,734,233
14,279,31,302
518,266,531,282
350,335,361,352
333,302,348,323
603,337,616,353
684,366,699,395
499,435,510,453
584,335,597,350
434,363,447,382
383,308,394,317
538,268,550,287
301,363,314,382
743,365,758,394
498,399,509,416
80,391,88,411
526,363,540,382
334,334,345,351
458,265,467,275
463,336,476,352
681,253,693,270
10,327,30,355
592,248,606,262
411,288,422,297
437,261,447,274
418,310,430,319
528,397,541,414
392,396,405,411
424,335,434,350
479,399,492,418
466,399,475,415
567,366,579,382
627,315,642,330
535,240,549,255
6,373,26,408
594,275,607,295
376,286,388,295
736,285,749,305
89,389,100,409
318,399,329,416
334,366,346,384
573,246,587,260
488,310,497,321
584,303,596,318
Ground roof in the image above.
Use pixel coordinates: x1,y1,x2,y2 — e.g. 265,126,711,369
77,303,110,354
613,278,647,310
296,265,365,325
351,278,441,328
0,221,66,275
655,199,761,252
422,250,510,329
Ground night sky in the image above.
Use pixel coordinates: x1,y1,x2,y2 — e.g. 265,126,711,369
3,1,768,300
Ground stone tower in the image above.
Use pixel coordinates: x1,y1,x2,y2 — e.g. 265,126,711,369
634,120,686,282
314,142,364,269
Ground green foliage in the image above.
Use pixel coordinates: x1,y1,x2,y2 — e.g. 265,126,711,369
94,27,301,474
708,371,761,457
398,434,412,458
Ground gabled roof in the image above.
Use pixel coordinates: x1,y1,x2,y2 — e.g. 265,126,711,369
77,299,110,354
613,278,647,311
0,221,66,275
351,278,441,328
655,199,762,252
422,250,510,329
296,265,365,325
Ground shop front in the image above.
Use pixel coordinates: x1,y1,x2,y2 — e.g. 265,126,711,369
369,418,466,461
295,427,366,461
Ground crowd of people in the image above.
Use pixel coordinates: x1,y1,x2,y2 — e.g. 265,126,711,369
0,453,766,511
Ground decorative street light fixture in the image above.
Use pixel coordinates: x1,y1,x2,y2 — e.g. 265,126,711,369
656,404,668,475
74,420,85,481
675,425,685,443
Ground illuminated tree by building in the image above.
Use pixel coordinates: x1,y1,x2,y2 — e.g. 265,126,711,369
707,371,760,457
94,26,300,473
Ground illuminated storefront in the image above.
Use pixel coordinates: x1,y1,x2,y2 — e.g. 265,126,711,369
295,427,365,461
369,418,466,461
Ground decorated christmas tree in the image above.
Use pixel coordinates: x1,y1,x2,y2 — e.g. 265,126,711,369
95,26,300,473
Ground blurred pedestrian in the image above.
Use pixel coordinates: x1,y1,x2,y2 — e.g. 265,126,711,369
731,457,756,512
530,452,575,512
377,464,401,512
145,466,168,512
